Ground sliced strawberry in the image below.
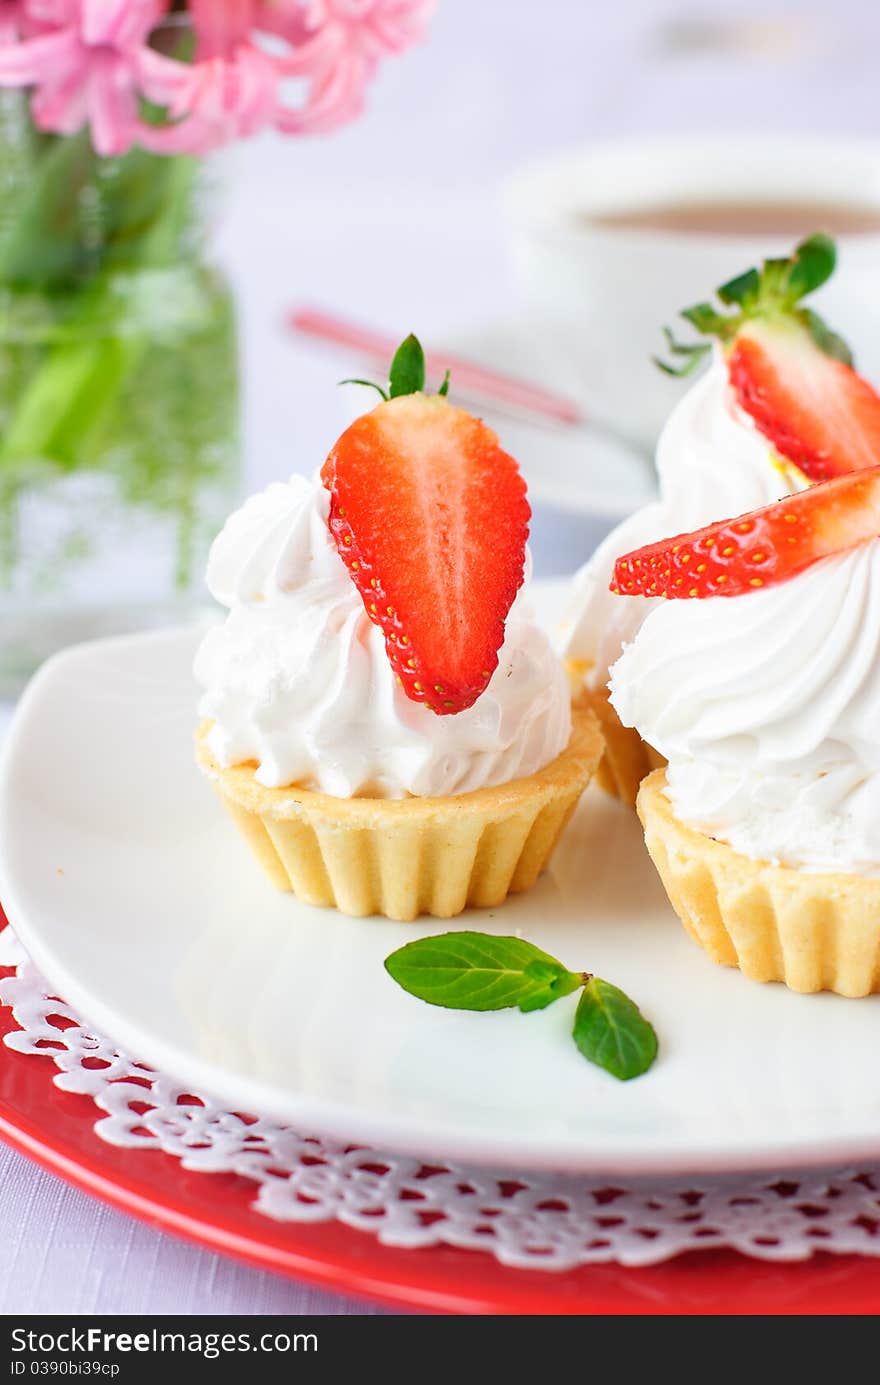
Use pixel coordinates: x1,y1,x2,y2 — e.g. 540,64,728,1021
657,234,880,481
610,465,880,600
729,320,880,482
322,393,529,714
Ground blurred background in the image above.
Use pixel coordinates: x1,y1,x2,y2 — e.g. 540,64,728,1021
225,0,880,557
5,0,880,687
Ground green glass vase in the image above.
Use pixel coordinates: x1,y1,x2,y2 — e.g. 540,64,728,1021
0,90,240,694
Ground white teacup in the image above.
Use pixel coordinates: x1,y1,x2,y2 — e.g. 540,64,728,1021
503,135,880,450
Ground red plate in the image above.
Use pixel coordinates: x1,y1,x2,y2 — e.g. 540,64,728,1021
1,915,880,1314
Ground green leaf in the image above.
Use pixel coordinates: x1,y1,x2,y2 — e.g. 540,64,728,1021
437,368,450,397
384,932,583,1013
0,128,96,286
717,266,760,307
680,302,731,336
660,326,703,357
388,333,426,398
338,377,389,401
652,351,707,378
572,977,658,1081
801,308,853,367
786,232,836,301
652,330,712,378
661,233,843,370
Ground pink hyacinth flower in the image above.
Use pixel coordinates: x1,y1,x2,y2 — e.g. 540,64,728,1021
0,0,171,156
187,0,256,59
272,0,436,135
138,39,280,154
0,0,56,47
0,0,434,157
146,0,433,152
185,0,436,138
0,2,28,46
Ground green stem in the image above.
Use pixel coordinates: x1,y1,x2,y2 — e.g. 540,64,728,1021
0,100,236,592
0,145,199,473
0,127,97,286
0,477,18,586
174,483,196,591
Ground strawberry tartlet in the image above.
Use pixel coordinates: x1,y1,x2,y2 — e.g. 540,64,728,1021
560,234,880,805
609,469,880,997
194,338,602,921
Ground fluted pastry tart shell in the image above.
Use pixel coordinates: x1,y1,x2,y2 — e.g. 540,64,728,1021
638,768,880,997
566,659,663,808
195,707,603,922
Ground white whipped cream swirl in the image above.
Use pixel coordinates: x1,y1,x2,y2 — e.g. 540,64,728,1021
609,544,880,875
559,354,805,688
195,475,571,798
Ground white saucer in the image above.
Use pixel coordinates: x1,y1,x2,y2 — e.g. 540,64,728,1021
440,321,657,521
2,582,880,1176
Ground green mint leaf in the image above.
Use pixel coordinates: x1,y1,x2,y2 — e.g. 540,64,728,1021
520,957,585,1011
523,959,562,982
388,333,426,398
786,232,836,301
717,266,760,307
384,932,582,1013
437,368,450,397
572,977,658,1081
338,377,389,401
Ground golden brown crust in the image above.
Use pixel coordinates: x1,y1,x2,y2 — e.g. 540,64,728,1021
638,768,880,997
568,671,663,809
195,708,603,921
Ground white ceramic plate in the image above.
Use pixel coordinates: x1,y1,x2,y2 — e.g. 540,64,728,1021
2,583,880,1176
438,321,657,521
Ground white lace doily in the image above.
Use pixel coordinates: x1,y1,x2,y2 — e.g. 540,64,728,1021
2,928,880,1272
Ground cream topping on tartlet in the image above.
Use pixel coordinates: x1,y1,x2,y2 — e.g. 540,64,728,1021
609,544,880,876
194,474,571,798
558,352,806,691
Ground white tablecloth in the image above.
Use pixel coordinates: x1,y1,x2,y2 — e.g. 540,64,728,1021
2,0,879,1316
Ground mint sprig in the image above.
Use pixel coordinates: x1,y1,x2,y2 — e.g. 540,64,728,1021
655,231,852,377
573,978,658,1082
384,931,583,1013
339,332,450,402
384,931,658,1082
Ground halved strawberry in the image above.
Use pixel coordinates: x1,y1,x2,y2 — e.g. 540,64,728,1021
658,233,880,482
610,465,880,600
729,321,880,481
322,393,529,714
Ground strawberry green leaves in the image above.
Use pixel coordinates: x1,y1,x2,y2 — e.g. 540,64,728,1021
782,231,836,300
655,325,712,378
339,333,450,402
799,308,853,366
717,265,760,308
384,932,658,1081
337,376,390,401
388,333,426,398
654,232,852,376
